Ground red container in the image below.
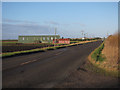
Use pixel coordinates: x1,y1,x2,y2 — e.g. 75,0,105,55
53,39,70,44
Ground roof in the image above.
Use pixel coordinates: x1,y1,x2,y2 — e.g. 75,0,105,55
19,35,60,37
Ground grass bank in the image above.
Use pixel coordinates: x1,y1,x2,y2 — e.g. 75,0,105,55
88,42,119,77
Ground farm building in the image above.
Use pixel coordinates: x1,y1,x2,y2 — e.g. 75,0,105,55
53,39,70,44
18,35,60,43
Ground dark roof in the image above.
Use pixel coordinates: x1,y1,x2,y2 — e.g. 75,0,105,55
19,35,60,37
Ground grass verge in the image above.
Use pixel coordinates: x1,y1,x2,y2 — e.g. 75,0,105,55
91,43,105,62
88,42,120,77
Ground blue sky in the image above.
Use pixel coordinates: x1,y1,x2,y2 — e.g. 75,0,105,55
2,2,118,39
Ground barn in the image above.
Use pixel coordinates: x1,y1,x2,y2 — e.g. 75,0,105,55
18,35,60,43
53,38,70,44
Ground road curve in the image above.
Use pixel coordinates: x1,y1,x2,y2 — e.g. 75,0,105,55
3,41,102,88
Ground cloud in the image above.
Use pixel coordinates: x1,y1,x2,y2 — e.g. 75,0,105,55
2,23,55,39
3,18,38,24
80,24,86,27
44,21,60,25
2,19,87,39
72,22,86,27
2,19,61,39
61,23,70,26
50,21,59,25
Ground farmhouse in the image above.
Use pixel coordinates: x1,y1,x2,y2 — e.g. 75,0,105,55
53,38,70,44
18,35,60,43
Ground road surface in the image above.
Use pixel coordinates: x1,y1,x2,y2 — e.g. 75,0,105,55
3,41,107,88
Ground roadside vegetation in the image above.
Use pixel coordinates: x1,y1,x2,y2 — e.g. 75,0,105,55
91,43,105,62
88,33,119,77
70,37,101,42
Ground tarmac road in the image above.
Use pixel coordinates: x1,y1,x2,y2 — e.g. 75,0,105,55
3,41,108,88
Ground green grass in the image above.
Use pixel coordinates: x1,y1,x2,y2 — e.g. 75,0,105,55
2,39,18,41
2,42,18,44
91,43,105,62
1,40,18,44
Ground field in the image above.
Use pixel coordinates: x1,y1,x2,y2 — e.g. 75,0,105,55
2,40,93,53
1,39,99,58
2,40,18,43
2,44,55,53
2,40,55,53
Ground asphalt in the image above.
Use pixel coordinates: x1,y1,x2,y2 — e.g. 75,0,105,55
3,41,104,88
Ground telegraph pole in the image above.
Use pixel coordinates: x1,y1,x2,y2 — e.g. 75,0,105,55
81,30,84,38
107,32,109,37
86,33,88,38
84,33,85,38
54,28,57,47
55,28,57,35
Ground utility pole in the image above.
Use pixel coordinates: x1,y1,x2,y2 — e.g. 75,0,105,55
84,33,85,38
86,33,87,38
107,32,109,37
54,28,57,47
55,28,57,35
92,34,94,38
81,30,84,38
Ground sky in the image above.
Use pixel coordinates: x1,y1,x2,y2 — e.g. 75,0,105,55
2,2,118,39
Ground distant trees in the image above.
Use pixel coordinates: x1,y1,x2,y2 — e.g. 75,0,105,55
70,37,101,41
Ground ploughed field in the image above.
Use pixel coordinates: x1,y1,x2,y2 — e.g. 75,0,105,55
2,43,54,53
